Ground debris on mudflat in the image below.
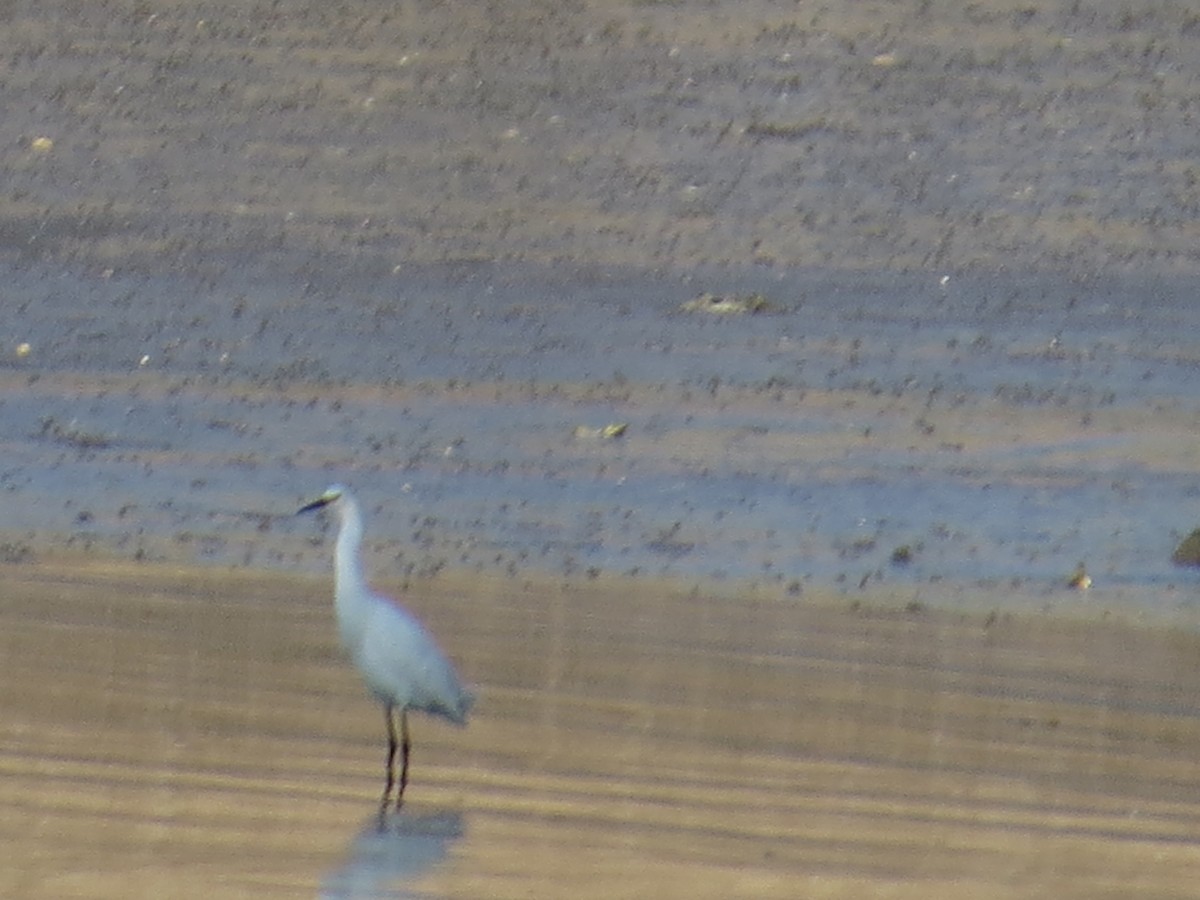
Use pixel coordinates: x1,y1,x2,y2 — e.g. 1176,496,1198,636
573,423,628,440
1172,529,1200,567
680,292,775,315
1067,562,1092,590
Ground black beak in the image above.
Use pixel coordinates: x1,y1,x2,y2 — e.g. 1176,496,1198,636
297,497,331,515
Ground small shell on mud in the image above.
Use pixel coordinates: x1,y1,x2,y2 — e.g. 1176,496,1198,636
1067,563,1092,590
573,423,628,440
680,292,773,315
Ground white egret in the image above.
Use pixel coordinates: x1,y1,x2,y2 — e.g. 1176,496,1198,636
298,484,473,810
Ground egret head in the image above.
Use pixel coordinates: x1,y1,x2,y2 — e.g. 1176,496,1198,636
297,483,347,515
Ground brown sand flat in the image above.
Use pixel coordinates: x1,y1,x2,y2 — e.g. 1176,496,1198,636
2,558,1200,898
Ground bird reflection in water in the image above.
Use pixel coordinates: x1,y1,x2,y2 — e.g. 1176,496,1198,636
321,810,466,899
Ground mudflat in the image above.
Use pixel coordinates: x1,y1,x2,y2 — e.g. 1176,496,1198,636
3,0,1198,274
4,0,1200,596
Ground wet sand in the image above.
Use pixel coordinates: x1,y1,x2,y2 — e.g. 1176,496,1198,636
3,558,1200,898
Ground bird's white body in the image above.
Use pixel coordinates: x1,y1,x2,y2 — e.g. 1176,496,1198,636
298,483,472,809
328,489,472,725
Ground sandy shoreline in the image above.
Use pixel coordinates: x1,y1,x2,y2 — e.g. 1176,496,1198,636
4,556,1200,897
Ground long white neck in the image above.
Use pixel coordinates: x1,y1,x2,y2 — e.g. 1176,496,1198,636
332,493,371,645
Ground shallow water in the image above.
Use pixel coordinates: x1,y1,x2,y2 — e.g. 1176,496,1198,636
3,561,1200,898
6,264,1200,620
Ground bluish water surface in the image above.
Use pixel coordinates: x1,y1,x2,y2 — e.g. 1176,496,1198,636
5,262,1200,614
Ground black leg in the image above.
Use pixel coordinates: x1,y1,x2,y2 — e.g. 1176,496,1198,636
397,710,411,809
381,704,398,814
